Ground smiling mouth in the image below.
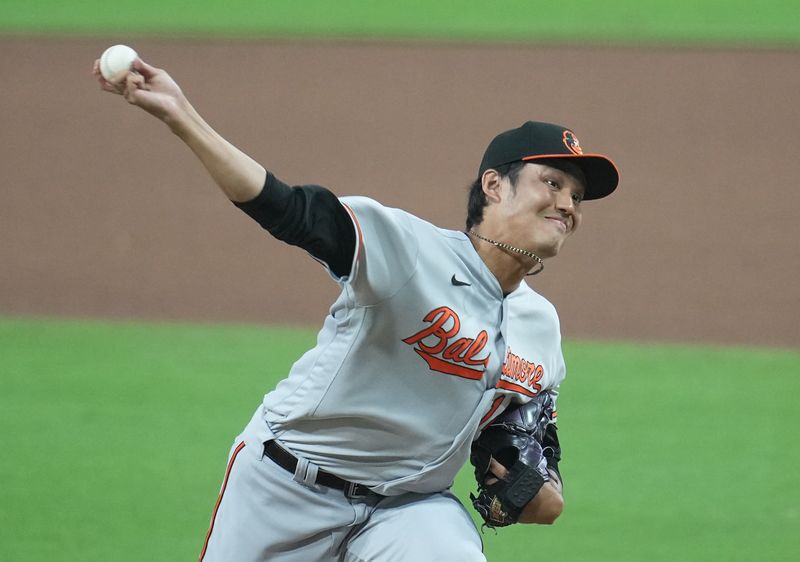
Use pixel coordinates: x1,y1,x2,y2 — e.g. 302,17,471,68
545,217,569,232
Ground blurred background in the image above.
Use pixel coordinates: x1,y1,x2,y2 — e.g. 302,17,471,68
1,1,798,560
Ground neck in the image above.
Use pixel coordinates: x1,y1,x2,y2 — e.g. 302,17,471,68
466,230,543,294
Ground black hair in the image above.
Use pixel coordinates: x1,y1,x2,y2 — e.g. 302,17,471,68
465,161,526,230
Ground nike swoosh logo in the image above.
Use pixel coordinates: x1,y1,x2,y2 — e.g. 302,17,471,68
451,274,471,287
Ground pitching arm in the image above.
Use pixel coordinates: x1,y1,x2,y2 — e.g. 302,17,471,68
94,58,356,277
234,174,356,278
93,57,265,203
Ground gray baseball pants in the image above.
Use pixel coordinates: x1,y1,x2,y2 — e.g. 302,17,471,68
199,408,486,561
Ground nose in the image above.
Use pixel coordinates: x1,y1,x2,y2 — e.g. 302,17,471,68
554,189,576,215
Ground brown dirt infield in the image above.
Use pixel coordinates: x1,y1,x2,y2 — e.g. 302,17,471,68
1,37,798,348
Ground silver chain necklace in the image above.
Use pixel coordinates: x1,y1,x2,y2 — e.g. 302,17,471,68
466,230,544,276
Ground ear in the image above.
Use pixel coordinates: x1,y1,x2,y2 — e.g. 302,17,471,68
481,169,505,204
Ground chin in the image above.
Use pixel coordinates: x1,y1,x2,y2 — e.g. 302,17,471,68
539,250,558,260
533,242,562,260
537,234,571,259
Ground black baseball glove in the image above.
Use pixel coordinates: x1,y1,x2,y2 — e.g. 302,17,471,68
470,392,561,528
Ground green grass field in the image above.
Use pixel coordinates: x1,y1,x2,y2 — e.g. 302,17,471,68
2,317,798,561
2,0,800,45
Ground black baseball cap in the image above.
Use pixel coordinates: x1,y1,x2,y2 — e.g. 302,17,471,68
479,120,619,200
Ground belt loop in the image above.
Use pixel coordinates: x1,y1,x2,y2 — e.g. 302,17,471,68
292,456,320,488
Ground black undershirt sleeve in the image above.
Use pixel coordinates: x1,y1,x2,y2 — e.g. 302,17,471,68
233,172,356,278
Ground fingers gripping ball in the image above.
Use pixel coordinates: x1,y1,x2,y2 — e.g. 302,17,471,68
99,44,138,83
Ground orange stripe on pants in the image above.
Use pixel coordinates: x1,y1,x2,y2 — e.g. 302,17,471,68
198,441,246,561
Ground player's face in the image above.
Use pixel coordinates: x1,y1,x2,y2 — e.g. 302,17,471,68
497,161,585,259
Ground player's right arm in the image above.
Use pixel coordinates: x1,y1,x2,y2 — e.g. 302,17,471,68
94,58,357,278
94,58,265,203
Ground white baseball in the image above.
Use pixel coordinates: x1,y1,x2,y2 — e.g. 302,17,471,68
99,44,138,83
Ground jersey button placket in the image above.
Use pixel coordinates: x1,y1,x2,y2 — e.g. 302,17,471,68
487,299,508,389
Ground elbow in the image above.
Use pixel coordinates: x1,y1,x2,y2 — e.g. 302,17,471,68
518,487,564,525
537,494,564,525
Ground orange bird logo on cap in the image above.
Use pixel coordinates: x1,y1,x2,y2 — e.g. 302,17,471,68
562,130,583,155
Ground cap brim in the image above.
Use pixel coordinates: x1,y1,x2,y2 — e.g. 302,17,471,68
522,154,619,200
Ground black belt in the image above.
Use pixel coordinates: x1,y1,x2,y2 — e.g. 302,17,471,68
263,440,383,500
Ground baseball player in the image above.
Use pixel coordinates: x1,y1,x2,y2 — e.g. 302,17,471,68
94,57,618,561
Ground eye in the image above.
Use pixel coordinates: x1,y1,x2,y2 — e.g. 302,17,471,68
571,192,584,204
545,178,559,190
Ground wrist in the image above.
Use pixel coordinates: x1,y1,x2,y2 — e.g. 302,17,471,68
165,98,199,137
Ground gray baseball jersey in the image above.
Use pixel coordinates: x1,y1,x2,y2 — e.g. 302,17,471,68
261,196,565,496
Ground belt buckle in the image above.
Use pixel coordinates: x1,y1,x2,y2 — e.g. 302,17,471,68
344,481,372,500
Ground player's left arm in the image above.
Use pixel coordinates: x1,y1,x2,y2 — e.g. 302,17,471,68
518,475,563,524
485,445,564,525
521,392,564,524
471,389,565,526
